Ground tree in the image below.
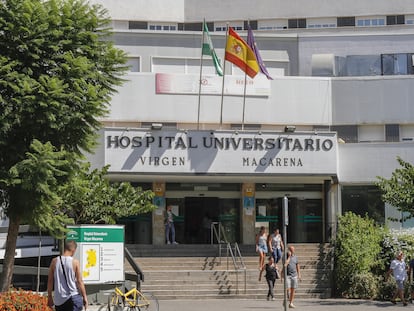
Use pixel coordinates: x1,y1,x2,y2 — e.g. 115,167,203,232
59,164,155,225
0,0,128,291
376,157,414,221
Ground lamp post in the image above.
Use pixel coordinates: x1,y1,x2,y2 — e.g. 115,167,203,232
283,195,289,311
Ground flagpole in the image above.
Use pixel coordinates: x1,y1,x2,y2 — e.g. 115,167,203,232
197,20,206,130
241,71,247,130
219,23,229,129
241,20,250,131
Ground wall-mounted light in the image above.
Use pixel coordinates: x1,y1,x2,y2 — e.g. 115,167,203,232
151,123,163,130
284,125,296,133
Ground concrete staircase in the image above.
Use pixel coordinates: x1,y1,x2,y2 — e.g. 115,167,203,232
125,243,333,300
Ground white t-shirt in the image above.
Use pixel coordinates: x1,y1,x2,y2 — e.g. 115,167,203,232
271,233,282,249
390,258,407,281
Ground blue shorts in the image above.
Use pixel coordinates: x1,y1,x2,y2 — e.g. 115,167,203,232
396,279,405,290
258,244,268,254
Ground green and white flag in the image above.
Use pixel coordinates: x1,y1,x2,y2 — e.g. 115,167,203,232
202,21,223,76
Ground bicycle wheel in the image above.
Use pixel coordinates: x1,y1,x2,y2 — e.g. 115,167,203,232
108,292,125,311
129,292,158,311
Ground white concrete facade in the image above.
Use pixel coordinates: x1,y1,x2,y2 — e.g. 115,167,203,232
85,0,414,243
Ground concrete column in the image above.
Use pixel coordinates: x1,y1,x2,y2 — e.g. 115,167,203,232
241,183,256,244
152,182,166,245
327,182,340,243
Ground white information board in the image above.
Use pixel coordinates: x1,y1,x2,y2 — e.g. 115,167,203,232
67,225,124,284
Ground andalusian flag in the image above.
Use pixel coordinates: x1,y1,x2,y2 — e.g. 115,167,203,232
225,27,259,78
202,21,223,76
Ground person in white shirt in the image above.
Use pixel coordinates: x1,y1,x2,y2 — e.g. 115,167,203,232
387,251,408,306
47,240,88,311
268,228,284,265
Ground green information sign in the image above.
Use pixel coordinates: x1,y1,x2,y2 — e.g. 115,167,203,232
67,225,125,284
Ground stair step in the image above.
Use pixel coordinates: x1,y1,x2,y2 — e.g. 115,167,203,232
125,243,333,300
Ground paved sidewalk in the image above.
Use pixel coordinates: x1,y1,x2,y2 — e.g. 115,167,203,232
89,298,408,310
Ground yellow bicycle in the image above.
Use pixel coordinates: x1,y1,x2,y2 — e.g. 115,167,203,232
108,286,159,311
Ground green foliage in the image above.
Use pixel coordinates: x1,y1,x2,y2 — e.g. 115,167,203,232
59,164,156,225
376,157,414,221
334,212,383,297
2,139,76,237
347,272,379,299
0,0,128,221
334,212,414,300
0,0,128,290
0,0,127,164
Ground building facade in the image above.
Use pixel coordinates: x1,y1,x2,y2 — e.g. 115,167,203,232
86,0,414,245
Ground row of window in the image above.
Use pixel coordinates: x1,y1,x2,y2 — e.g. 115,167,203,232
141,122,413,143
127,15,413,31
313,53,414,77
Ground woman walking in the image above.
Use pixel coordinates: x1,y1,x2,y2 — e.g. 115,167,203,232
256,226,268,272
259,256,279,300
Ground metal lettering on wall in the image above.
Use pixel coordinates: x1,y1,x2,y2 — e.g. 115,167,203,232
104,130,338,175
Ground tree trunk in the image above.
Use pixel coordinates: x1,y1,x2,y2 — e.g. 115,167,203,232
0,215,20,292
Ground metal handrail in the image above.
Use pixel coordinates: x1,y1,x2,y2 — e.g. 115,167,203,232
124,247,144,290
210,222,246,294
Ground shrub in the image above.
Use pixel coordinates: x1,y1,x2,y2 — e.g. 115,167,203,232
333,212,382,297
333,212,414,300
347,272,379,299
0,289,52,311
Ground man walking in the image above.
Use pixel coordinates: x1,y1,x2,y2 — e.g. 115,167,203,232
47,240,88,311
387,251,408,306
284,245,301,308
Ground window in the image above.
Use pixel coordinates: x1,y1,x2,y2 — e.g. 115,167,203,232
288,18,306,29
386,15,405,25
356,18,385,27
358,125,384,142
330,125,358,143
151,57,203,74
128,21,148,30
258,19,287,30
345,55,381,76
149,24,177,31
400,125,414,141
126,57,140,72
406,15,414,24
215,24,243,31
385,124,400,142
341,186,385,225
337,17,355,27
307,18,336,28
244,20,257,30
381,53,412,75
181,22,202,31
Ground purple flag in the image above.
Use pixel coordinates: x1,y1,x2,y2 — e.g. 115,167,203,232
247,25,273,80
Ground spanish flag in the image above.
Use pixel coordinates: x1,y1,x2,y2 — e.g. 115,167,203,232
225,27,259,78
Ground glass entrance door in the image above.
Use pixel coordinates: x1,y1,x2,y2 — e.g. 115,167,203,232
181,197,240,244
184,197,219,243
287,198,323,243
256,197,323,243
